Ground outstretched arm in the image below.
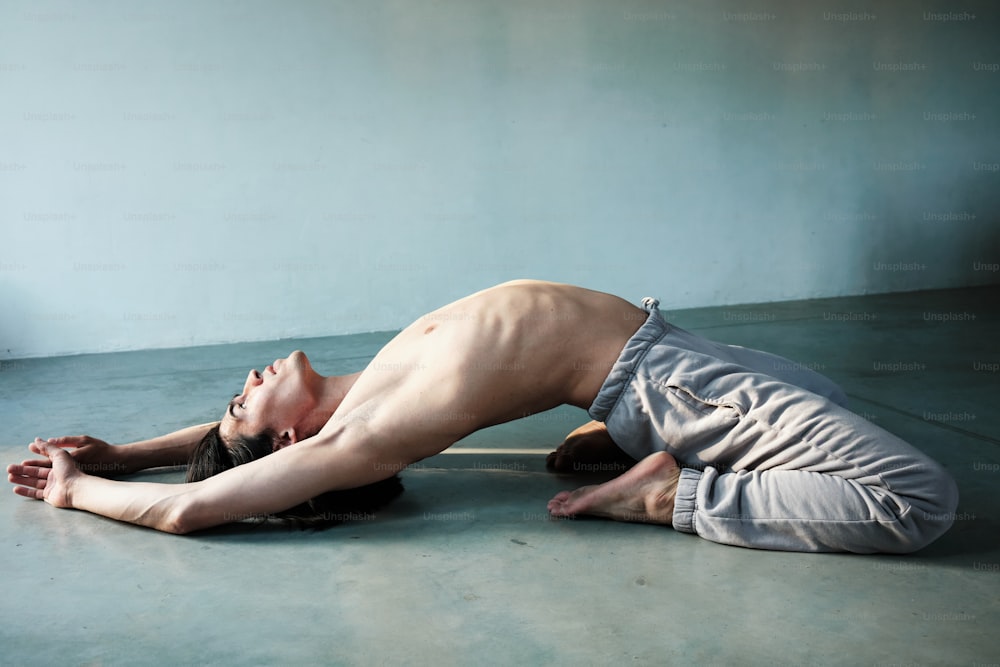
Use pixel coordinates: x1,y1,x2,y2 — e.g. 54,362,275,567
112,422,218,472
32,422,218,476
9,421,424,534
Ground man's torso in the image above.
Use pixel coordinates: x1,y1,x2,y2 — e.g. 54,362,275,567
325,280,646,458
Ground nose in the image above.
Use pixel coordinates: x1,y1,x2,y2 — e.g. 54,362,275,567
241,368,263,395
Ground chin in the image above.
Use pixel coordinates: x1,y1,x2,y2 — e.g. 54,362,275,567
288,350,310,368
287,350,323,381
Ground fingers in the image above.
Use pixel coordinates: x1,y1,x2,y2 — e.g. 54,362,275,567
7,463,51,482
28,438,61,456
19,459,53,469
46,435,91,447
8,463,49,500
12,485,44,500
545,450,575,472
32,440,72,460
28,435,89,453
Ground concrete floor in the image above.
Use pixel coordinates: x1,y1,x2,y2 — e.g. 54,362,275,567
2,286,998,666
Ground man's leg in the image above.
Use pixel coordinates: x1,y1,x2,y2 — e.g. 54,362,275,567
652,322,851,408
665,373,958,552
548,323,849,472
549,371,959,552
550,306,958,553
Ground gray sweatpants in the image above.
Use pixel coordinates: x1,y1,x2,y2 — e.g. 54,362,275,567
588,298,959,553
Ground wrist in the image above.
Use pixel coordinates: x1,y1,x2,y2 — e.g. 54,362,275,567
63,468,89,510
109,443,137,474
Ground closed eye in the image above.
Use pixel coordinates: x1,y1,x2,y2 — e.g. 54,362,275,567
228,393,245,419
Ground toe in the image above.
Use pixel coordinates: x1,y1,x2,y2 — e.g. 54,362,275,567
545,451,557,469
553,453,575,472
546,446,574,471
547,491,575,514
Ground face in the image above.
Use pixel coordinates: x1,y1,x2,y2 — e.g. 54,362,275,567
219,350,320,448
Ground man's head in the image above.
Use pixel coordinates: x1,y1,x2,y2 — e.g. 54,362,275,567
186,351,403,527
219,350,328,452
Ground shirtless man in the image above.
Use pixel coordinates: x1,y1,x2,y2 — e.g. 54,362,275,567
7,280,958,552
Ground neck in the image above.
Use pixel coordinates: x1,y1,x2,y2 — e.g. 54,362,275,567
324,371,362,409
302,371,363,435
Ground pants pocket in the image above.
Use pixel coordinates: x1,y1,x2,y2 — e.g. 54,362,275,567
616,375,741,463
667,383,745,419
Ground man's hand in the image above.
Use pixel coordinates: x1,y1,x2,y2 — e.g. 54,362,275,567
546,421,636,473
7,439,85,508
40,435,127,476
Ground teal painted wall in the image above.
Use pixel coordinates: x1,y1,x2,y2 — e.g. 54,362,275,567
2,1,998,357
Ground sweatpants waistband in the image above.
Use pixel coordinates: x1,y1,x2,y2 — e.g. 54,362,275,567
587,297,668,423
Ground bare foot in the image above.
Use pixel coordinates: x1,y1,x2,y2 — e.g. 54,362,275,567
546,420,636,473
547,451,681,525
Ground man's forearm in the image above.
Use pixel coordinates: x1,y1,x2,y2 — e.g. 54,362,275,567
61,422,414,534
69,474,192,533
116,422,218,473
65,438,381,534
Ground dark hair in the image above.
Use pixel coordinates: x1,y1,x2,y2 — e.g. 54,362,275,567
186,425,404,529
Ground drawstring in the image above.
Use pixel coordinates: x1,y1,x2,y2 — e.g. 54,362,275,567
641,296,660,312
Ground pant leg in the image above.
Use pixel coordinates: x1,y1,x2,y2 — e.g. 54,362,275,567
658,323,850,407
601,334,958,554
